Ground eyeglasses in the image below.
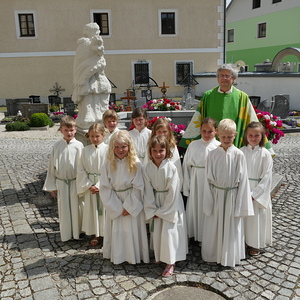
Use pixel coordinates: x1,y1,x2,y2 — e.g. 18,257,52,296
218,75,234,79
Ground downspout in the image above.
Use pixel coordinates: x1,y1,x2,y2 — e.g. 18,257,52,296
223,0,226,63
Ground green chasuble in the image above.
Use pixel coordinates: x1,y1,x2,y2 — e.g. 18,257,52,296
179,86,260,149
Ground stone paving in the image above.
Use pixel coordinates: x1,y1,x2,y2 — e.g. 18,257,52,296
0,127,299,300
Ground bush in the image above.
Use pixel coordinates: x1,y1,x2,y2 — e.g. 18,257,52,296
30,113,52,127
5,121,30,131
49,105,60,112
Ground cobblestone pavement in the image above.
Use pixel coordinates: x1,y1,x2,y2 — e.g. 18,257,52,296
0,131,299,300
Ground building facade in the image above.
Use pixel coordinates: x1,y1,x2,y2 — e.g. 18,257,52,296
226,0,300,72
0,0,225,104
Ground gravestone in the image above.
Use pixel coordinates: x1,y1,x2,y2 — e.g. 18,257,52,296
20,103,49,118
29,95,41,103
271,94,290,119
6,98,32,116
48,95,61,106
63,97,76,117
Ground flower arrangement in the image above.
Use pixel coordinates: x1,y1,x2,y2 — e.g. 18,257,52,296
142,98,181,111
109,103,125,112
288,110,300,117
147,116,186,145
255,109,284,144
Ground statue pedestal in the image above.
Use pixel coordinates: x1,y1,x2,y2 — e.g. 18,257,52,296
75,127,90,146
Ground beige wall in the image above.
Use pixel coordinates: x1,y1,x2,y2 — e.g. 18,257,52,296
0,0,224,102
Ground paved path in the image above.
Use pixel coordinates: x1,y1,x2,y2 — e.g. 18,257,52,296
0,125,299,300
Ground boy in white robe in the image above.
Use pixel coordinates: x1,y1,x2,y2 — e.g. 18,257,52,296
183,117,220,242
103,109,120,145
129,107,151,164
143,135,188,277
76,123,108,245
100,130,149,264
202,119,254,267
241,121,273,256
43,116,84,242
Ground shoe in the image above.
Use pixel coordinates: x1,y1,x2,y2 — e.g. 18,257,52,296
249,248,260,256
162,264,175,277
90,236,100,246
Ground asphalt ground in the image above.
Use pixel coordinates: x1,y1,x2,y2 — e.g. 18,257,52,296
0,122,299,300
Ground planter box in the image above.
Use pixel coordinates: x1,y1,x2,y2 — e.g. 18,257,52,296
29,125,49,131
118,110,195,129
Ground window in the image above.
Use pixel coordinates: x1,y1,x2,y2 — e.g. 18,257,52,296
227,29,234,43
252,0,261,9
134,62,149,85
272,0,281,3
257,22,267,38
90,10,111,37
14,10,37,38
176,62,193,85
158,9,177,36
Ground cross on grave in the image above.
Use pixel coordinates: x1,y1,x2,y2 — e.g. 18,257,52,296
121,90,136,111
159,82,169,98
49,82,66,97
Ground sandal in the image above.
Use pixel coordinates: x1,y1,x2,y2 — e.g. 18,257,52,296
162,264,175,277
249,248,260,256
90,236,100,246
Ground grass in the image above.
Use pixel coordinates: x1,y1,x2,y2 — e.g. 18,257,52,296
0,106,7,112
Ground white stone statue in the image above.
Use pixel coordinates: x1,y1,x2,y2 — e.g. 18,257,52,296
72,23,111,129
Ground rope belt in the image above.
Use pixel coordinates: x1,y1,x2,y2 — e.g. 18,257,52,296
211,184,238,242
249,178,261,182
113,186,133,192
56,177,76,232
151,189,169,232
87,172,102,216
192,165,205,168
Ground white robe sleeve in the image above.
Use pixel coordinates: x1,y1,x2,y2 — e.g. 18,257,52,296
76,148,93,197
43,146,57,191
234,153,254,217
122,162,144,217
251,150,273,209
100,162,124,220
182,147,192,197
203,153,215,216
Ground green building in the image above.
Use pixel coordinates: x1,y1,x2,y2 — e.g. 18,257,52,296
226,0,300,72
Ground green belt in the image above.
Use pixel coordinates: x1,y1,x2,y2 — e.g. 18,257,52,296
113,186,132,192
249,178,261,182
192,165,205,168
211,184,238,242
151,189,169,232
56,177,76,232
87,172,102,216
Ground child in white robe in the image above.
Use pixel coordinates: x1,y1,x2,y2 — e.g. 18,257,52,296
183,117,220,242
202,119,254,267
100,130,149,264
143,135,188,277
77,123,108,246
103,109,120,145
43,116,84,242
129,107,151,164
241,121,273,256
150,117,183,188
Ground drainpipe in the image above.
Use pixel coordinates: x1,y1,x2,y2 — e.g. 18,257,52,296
223,0,226,64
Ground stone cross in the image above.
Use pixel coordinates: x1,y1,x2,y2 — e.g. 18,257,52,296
159,82,169,98
49,82,66,97
121,90,136,111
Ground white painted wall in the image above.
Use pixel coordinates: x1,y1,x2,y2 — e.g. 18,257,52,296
195,74,300,110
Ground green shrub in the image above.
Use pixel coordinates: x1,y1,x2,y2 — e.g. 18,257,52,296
5,121,30,131
49,105,60,112
30,113,51,127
